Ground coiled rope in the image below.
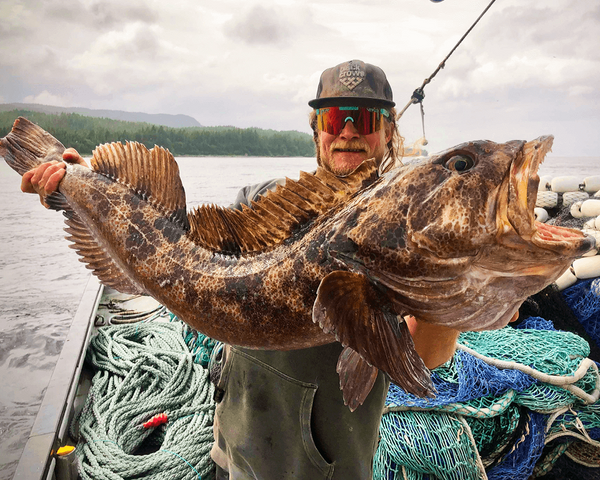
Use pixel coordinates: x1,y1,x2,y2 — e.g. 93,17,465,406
71,320,216,479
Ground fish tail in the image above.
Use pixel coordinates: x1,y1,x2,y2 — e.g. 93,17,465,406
0,117,66,176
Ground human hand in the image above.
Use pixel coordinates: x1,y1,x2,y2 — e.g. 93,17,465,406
21,148,87,207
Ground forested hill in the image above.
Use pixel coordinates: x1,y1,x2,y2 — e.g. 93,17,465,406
0,103,202,128
0,110,315,157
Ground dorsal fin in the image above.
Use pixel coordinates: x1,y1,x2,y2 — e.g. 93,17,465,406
187,159,379,254
91,142,189,230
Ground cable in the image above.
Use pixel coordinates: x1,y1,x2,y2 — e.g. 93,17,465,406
396,0,498,120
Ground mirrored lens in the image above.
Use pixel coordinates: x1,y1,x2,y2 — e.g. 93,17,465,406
316,107,387,135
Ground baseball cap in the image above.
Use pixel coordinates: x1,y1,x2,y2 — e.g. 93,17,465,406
308,60,395,109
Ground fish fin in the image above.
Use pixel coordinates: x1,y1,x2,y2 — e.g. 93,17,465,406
187,159,379,254
62,207,146,295
91,142,190,231
313,271,434,398
336,346,379,411
45,191,70,211
0,117,65,175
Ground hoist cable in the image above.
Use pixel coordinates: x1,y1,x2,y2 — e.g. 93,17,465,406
397,0,498,120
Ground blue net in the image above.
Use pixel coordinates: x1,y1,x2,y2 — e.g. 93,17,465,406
562,278,600,349
485,411,547,480
375,317,600,480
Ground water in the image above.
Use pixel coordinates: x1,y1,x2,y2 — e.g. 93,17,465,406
538,156,600,179
0,154,598,477
0,156,315,478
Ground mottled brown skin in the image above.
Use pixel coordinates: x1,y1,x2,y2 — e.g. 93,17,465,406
327,137,595,331
59,136,593,349
54,163,338,349
2,119,595,357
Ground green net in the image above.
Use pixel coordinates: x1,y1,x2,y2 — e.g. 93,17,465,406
376,318,600,480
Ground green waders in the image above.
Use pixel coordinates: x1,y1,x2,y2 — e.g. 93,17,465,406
210,180,390,479
211,343,389,479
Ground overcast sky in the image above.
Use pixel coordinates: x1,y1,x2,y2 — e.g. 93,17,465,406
1,0,598,155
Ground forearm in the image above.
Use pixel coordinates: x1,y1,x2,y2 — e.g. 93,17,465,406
405,316,460,370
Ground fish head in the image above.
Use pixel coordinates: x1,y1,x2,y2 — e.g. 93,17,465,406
335,136,595,331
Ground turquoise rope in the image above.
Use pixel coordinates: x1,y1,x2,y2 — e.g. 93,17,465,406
71,320,216,479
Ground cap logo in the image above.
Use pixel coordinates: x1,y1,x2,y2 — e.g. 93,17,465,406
339,61,365,91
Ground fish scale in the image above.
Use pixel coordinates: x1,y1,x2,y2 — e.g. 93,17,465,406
1,117,595,410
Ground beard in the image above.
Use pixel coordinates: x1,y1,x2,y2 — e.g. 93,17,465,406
319,139,380,176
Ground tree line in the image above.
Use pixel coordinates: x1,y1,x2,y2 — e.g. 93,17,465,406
0,110,316,157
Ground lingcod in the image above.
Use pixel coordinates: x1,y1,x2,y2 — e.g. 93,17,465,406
1,117,594,410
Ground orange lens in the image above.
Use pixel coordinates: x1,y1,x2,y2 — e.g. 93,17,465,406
316,106,387,135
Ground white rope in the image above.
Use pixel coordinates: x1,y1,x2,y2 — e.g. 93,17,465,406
457,414,489,480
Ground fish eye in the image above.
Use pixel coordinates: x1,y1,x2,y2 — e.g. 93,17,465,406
444,154,475,173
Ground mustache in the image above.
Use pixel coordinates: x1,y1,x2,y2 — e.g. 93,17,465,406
330,139,370,152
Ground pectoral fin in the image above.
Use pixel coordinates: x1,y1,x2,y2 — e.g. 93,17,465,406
313,271,434,404
336,346,379,411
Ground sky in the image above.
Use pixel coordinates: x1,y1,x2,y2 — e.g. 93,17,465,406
1,0,598,156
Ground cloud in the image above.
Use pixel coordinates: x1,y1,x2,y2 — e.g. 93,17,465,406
22,90,72,107
0,0,597,156
224,5,291,46
442,2,600,96
44,0,158,31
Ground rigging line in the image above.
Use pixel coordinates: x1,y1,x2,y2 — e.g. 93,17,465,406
397,0,498,120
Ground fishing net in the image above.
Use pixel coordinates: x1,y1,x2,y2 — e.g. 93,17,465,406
562,278,600,352
518,284,600,362
375,317,600,480
176,313,220,367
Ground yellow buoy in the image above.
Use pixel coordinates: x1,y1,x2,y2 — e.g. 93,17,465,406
56,445,75,456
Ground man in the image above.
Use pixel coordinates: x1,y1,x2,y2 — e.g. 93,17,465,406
209,60,460,480
21,60,461,479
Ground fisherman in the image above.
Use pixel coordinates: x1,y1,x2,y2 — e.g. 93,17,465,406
20,60,461,479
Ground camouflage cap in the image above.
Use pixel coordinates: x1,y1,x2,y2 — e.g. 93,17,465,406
309,60,395,109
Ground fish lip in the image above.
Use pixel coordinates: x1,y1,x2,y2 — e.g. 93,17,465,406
499,135,596,255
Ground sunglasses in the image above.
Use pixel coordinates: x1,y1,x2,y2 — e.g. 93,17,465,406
316,106,390,136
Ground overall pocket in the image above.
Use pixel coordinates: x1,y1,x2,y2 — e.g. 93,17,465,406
214,347,335,480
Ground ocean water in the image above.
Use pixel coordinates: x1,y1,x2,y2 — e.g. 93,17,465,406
0,154,599,477
0,156,315,478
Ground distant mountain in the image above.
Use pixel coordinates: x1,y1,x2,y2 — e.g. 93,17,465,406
0,103,202,128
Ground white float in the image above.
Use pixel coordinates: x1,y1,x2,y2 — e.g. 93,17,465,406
534,208,549,223
572,256,600,280
582,176,600,193
555,267,578,291
581,199,600,218
536,190,558,208
551,176,581,193
539,175,553,191
570,201,584,218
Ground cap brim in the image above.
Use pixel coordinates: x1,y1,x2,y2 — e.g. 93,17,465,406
308,96,395,109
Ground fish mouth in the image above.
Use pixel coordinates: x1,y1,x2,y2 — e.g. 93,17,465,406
497,135,596,256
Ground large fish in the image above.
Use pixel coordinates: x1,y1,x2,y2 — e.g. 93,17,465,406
1,117,595,410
